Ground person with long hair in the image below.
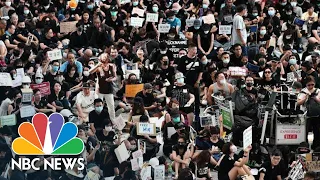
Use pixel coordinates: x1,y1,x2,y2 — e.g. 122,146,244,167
127,97,149,127
190,150,216,179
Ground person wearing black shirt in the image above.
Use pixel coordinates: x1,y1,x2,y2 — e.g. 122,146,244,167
40,27,62,50
2,24,18,50
33,89,56,115
135,83,160,116
69,26,88,53
258,149,282,180
258,68,278,88
217,52,234,70
309,17,320,44
230,44,244,66
150,41,174,64
89,98,111,140
177,43,203,119
87,17,115,50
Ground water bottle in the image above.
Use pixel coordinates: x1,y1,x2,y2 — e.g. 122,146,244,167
166,164,173,180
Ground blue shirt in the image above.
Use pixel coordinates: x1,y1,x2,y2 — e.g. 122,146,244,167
59,60,83,74
167,17,181,31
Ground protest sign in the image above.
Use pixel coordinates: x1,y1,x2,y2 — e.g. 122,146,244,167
0,73,13,87
47,49,63,61
125,84,144,98
219,25,232,34
140,166,151,180
30,82,51,96
132,150,143,159
137,123,156,136
20,105,36,118
221,106,233,130
202,14,215,24
149,117,163,130
229,66,247,77
165,40,188,58
115,142,130,163
138,139,146,154
131,157,143,171
158,24,171,33
146,13,158,22
154,165,165,180
186,19,195,27
21,88,33,103
0,114,16,127
200,115,216,127
243,126,253,149
288,159,304,180
130,17,144,27
113,115,126,130
132,8,145,17
60,21,78,33
120,0,130,4
306,161,320,171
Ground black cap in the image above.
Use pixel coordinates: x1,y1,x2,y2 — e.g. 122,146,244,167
202,23,211,31
83,82,90,88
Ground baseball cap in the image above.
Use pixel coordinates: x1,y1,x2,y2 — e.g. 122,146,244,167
144,83,153,90
175,72,185,80
202,23,211,31
83,82,90,88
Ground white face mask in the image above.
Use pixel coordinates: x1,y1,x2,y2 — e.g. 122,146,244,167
202,58,208,65
204,30,209,34
5,1,11,6
63,52,67,58
177,78,184,84
231,145,237,153
83,71,90,77
105,126,112,132
260,30,267,35
223,58,230,64
291,2,297,6
35,78,43,84
160,50,167,54
220,79,226,85
44,5,50,9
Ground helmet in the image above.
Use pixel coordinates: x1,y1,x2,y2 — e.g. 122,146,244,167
22,76,31,83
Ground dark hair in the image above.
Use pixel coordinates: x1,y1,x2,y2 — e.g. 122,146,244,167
132,97,145,115
210,126,220,135
33,89,41,94
119,161,130,175
94,98,103,104
270,149,282,157
140,115,149,122
7,88,20,100
236,4,247,13
178,135,187,143
195,150,211,168
158,156,166,165
214,71,225,80
159,41,167,50
306,76,316,85
177,168,194,180
232,43,242,50
66,64,77,74
304,171,316,179
222,142,233,155
188,43,197,49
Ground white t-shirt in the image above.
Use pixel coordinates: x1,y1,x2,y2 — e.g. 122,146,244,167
231,14,247,45
74,91,97,114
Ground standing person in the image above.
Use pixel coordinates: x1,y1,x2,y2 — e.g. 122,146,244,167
89,53,117,122
231,5,248,56
177,43,204,125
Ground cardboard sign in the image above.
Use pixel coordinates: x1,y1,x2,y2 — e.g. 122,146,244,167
243,126,252,150
186,19,195,27
221,106,233,130
229,66,247,77
0,73,13,87
154,165,165,180
219,25,232,35
130,17,144,27
113,115,126,130
140,166,152,180
30,82,51,96
131,157,143,171
132,115,142,123
132,8,145,17
137,123,156,136
202,14,215,24
47,49,63,61
138,139,146,154
125,69,140,79
0,114,16,127
115,143,130,163
120,0,131,4
158,24,171,33
288,159,304,179
306,161,320,171
20,105,36,118
60,21,78,33
167,127,176,138
132,149,143,159
165,40,188,58
276,124,306,145
125,84,144,98
146,13,158,22
200,115,216,127
21,88,33,103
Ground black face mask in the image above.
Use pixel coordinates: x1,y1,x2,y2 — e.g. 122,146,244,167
163,61,169,66
246,82,253,87
178,142,186,149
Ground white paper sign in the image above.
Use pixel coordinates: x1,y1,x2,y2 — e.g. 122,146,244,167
130,17,144,27
158,24,171,33
154,165,165,180
276,124,306,144
0,73,13,87
120,0,130,4
167,127,176,138
186,19,195,27
114,143,130,163
146,13,158,22
132,149,143,159
132,8,145,17
243,126,252,149
138,139,146,154
16,68,24,78
140,166,152,180
131,157,143,171
202,14,215,24
20,105,36,118
219,25,232,34
137,123,156,136
200,115,216,127
47,49,62,61
0,114,16,127
104,176,115,180
149,117,163,130
113,115,126,130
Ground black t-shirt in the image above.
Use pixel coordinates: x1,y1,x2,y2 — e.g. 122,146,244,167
218,154,239,179
167,84,194,107
311,21,320,38
230,54,243,67
216,61,233,71
47,91,66,104
135,91,155,107
177,56,204,86
34,98,49,109
88,110,110,130
190,162,210,179
172,144,188,157
40,36,59,47
258,161,281,180
258,78,277,87
102,145,120,177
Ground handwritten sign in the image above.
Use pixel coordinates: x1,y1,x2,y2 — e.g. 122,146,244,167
130,17,144,27
20,105,36,118
158,24,171,33
202,14,215,24
47,49,63,61
30,82,51,96
0,114,16,127
154,165,165,180
125,69,140,79
243,126,252,150
60,21,78,33
221,106,233,130
167,127,176,138
120,0,131,4
131,157,143,171
219,25,232,34
132,149,143,159
21,88,33,103
288,159,304,179
125,84,144,98
146,13,158,22
115,142,130,163
137,123,156,136
306,161,320,171
113,115,126,130
200,115,216,127
0,73,13,87
138,139,146,154
132,8,145,17
140,166,152,180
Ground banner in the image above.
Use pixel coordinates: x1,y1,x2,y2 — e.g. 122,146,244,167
221,107,232,130
30,82,51,96
276,124,306,144
165,40,188,58
60,21,78,33
125,84,144,98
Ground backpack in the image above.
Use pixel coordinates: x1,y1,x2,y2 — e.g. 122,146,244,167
305,89,320,117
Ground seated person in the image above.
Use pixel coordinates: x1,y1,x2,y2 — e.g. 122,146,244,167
89,98,111,140
164,99,185,124
259,149,282,180
130,115,159,161
190,150,217,179
48,81,71,111
32,89,56,115
40,27,62,50
127,97,149,127
135,83,161,117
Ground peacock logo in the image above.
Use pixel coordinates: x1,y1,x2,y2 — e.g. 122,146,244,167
12,113,84,155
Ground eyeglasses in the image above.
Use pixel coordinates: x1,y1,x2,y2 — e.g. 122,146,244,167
265,71,271,74
307,84,315,87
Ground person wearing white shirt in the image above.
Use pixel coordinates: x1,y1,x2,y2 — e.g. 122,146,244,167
232,5,248,56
